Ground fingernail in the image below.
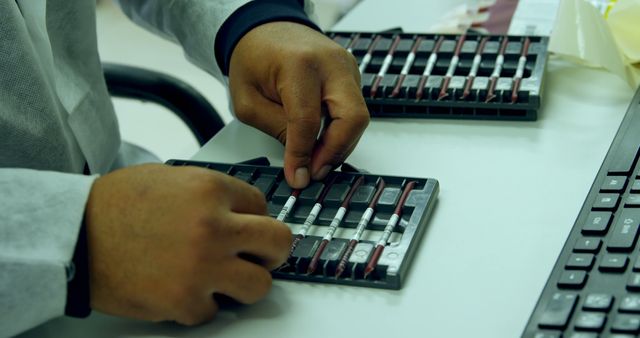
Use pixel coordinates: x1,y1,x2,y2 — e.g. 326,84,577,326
313,165,332,180
294,167,310,188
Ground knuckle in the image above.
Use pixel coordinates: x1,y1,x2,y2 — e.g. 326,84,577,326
292,47,320,70
288,116,320,136
233,98,258,123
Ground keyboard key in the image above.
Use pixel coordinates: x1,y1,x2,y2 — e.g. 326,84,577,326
627,273,640,291
607,209,640,251
611,314,640,333
602,176,628,192
625,194,640,207
574,237,602,253
566,254,595,270
558,271,588,289
599,254,629,272
582,211,613,235
583,293,614,311
574,311,606,331
633,256,640,271
592,193,620,211
631,180,640,192
538,292,578,329
607,141,640,175
620,295,640,312
567,333,598,338
609,334,636,338
533,333,561,338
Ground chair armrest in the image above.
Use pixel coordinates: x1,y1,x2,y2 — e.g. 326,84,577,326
103,63,225,146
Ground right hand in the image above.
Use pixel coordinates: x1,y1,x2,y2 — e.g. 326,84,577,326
84,164,291,325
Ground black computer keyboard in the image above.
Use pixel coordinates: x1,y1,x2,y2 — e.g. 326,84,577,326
523,87,640,338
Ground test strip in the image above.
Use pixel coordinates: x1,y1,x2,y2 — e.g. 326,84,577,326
344,33,360,54
437,35,466,100
307,176,365,275
335,178,386,278
276,189,301,221
416,36,445,101
358,35,382,74
286,175,338,259
390,36,423,98
460,36,489,100
485,37,509,103
370,36,401,98
510,37,531,103
364,181,416,279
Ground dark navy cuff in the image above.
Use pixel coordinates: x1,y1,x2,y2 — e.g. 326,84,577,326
64,219,91,318
215,0,322,76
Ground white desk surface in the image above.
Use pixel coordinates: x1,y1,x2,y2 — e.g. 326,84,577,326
18,1,637,338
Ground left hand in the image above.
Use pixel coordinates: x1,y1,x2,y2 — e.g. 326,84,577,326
228,22,369,189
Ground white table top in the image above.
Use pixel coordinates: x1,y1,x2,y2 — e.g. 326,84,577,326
18,1,637,338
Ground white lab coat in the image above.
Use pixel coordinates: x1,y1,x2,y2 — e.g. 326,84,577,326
0,0,254,336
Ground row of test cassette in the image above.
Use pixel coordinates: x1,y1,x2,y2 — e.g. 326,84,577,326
329,31,549,120
166,159,439,289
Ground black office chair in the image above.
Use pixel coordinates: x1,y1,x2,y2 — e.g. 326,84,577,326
102,63,225,146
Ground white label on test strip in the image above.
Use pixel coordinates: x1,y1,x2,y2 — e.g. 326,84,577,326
359,54,372,74
299,203,322,236
491,55,504,77
324,207,346,240
423,53,438,76
276,195,297,221
377,214,400,246
445,55,459,77
353,208,374,240
400,52,416,75
515,56,527,78
469,54,481,77
377,54,393,77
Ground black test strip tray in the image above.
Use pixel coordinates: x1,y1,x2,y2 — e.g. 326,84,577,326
329,31,549,121
166,159,439,290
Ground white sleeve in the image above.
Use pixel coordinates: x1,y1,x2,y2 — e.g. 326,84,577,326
114,0,252,80
0,169,97,337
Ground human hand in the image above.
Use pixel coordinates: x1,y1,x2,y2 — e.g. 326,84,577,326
229,22,369,189
85,164,291,325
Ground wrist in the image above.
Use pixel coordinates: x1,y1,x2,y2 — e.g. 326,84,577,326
215,0,322,76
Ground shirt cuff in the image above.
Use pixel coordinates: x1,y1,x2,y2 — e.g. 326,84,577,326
214,0,322,76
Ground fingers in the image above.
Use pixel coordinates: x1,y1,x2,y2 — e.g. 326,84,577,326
231,85,288,144
226,213,292,270
279,65,323,189
174,293,219,326
197,168,268,215
213,258,274,305
309,72,369,180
